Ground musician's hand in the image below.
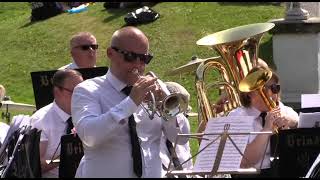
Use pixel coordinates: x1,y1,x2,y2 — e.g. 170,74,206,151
130,75,157,105
264,111,277,133
144,83,163,102
267,106,289,132
212,95,229,113
272,108,298,129
71,127,77,137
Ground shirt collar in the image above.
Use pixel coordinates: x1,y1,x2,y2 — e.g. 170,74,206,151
69,59,79,69
247,106,262,118
52,101,70,123
106,70,127,93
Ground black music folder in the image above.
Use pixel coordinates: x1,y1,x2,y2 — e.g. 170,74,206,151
272,128,320,177
59,134,83,178
30,67,108,110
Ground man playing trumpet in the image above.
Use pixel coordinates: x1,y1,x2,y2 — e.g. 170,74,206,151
71,26,189,178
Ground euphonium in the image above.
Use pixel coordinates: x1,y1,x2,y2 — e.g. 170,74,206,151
195,23,275,134
239,68,279,133
132,69,188,121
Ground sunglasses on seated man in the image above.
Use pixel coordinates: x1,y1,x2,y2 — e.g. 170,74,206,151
265,84,281,94
74,44,99,51
111,47,153,64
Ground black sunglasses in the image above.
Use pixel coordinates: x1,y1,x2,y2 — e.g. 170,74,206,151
74,44,99,51
111,47,153,64
266,84,281,94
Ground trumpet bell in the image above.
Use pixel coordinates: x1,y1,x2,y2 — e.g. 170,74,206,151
161,93,188,120
239,69,273,92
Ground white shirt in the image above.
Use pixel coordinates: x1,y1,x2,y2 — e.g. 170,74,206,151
228,101,299,169
58,59,96,70
31,101,70,178
71,70,188,178
160,113,193,177
58,60,79,70
0,122,9,144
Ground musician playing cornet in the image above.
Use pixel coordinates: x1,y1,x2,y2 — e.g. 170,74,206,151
228,66,298,178
71,26,189,178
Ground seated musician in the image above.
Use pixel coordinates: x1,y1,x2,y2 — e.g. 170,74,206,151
31,69,83,178
228,66,298,177
160,82,193,178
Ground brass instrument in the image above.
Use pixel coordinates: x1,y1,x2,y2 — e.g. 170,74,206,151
133,69,188,121
238,68,279,133
195,23,275,134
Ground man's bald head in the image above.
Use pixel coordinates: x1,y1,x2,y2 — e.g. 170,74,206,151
110,26,149,52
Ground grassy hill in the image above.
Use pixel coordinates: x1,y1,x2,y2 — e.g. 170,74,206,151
0,2,285,154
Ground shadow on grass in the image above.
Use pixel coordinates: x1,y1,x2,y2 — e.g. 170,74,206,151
20,21,36,28
102,8,133,24
218,2,282,7
19,14,61,29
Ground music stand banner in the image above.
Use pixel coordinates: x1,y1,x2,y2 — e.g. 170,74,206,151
275,128,320,177
30,67,108,110
59,134,83,178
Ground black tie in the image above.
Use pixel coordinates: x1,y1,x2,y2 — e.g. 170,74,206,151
166,139,182,170
66,117,74,134
260,112,267,127
121,86,142,177
122,86,132,96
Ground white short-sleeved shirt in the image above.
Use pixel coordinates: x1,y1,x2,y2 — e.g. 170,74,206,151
228,101,299,169
31,101,70,178
160,113,193,177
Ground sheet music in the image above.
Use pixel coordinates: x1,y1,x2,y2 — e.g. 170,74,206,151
301,94,320,108
194,116,255,172
298,112,320,128
0,115,31,159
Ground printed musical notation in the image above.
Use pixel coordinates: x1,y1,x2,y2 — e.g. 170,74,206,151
194,116,255,172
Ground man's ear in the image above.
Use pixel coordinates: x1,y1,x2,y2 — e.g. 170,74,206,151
106,47,113,59
53,86,60,98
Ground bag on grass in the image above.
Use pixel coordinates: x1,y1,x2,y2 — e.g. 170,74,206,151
124,6,160,25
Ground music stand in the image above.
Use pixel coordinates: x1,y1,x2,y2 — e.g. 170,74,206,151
59,134,83,178
166,116,272,178
30,67,108,110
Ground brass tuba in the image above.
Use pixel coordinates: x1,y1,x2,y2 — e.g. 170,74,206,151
195,23,275,134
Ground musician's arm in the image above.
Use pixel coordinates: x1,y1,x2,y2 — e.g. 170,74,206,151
39,141,59,173
240,130,271,168
72,83,137,148
162,114,190,145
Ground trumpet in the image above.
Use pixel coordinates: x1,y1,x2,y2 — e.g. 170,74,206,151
132,69,188,121
239,68,279,133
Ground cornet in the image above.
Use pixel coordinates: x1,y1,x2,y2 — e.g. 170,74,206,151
132,69,188,121
239,68,279,133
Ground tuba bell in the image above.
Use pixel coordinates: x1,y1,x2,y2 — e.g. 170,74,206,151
195,22,275,134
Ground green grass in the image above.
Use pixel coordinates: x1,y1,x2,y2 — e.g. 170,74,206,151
0,2,285,157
